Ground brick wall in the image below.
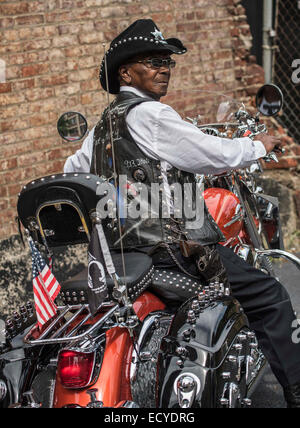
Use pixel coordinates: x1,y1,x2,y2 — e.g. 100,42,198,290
0,0,299,241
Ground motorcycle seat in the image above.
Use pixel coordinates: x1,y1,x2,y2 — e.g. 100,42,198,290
60,252,154,305
151,268,204,302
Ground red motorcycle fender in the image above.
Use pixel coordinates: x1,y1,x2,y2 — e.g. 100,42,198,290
53,291,165,408
133,290,166,321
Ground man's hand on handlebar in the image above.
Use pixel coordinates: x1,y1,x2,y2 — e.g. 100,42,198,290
254,133,283,154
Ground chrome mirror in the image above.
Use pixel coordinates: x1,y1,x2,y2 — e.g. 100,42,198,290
57,112,88,142
255,84,283,117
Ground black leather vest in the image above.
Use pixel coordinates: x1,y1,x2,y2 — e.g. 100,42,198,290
91,91,224,249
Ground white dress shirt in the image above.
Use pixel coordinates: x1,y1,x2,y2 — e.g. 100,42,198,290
64,86,266,175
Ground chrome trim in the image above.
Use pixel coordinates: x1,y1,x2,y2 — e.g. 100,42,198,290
0,380,7,402
24,304,119,346
255,249,300,271
173,373,201,408
36,199,90,242
130,312,173,383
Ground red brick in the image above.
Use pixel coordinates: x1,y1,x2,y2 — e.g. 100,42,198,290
0,18,14,28
0,158,18,171
15,14,44,26
0,83,12,94
39,74,69,87
18,152,44,168
292,146,300,156
0,3,30,16
0,186,8,198
263,158,298,170
22,63,49,78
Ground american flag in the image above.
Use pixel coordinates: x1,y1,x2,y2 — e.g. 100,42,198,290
28,238,61,330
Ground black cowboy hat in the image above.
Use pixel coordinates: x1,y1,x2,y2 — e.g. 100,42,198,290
99,19,187,94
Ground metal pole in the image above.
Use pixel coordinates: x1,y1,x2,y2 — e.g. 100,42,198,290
262,0,274,83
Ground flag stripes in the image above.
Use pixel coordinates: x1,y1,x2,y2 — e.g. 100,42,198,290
28,237,61,330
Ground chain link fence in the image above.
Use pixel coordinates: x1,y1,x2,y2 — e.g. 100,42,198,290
273,0,300,144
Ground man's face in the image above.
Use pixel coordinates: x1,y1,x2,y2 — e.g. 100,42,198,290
119,52,173,100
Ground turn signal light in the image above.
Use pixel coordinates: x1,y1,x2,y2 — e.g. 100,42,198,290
58,350,95,389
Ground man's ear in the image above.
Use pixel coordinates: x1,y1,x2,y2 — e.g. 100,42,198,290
119,65,132,85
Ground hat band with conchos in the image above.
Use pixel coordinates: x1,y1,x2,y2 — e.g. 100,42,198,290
99,19,187,94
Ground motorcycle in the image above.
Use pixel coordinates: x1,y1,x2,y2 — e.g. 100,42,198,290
1,84,300,409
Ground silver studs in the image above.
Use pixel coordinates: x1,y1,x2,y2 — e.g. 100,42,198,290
237,333,247,342
176,359,184,368
227,355,238,363
222,372,231,380
233,344,243,351
242,398,252,407
249,343,258,350
220,398,229,407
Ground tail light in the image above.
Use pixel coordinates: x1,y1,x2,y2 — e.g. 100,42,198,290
57,350,95,389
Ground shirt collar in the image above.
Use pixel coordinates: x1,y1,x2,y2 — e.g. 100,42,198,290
119,86,155,99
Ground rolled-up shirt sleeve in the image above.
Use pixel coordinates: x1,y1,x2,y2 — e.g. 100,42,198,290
127,101,266,175
64,127,95,173
155,105,266,175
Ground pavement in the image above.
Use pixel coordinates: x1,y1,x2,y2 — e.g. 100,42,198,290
251,255,300,408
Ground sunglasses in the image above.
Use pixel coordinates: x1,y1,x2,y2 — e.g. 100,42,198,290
129,58,176,69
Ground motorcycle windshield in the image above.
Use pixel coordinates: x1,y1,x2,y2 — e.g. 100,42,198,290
162,89,244,125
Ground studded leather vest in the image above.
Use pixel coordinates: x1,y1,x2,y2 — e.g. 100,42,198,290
90,91,224,249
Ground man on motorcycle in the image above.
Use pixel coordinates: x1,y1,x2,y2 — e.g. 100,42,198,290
64,19,300,408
